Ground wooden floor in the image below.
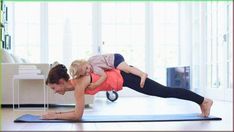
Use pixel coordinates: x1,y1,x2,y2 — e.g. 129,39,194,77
1,96,233,131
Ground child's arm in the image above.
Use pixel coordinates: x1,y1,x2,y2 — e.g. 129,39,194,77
88,70,107,89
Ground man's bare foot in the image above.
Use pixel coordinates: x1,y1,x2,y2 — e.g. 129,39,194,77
200,98,213,117
140,73,148,88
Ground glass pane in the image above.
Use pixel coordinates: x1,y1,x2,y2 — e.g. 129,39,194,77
229,61,233,89
228,2,233,89
206,2,232,90
14,3,40,24
153,3,179,84
207,64,212,88
211,65,219,88
101,3,146,71
14,2,40,63
48,3,92,66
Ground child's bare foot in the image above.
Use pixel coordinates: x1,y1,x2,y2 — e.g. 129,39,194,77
200,98,213,117
140,73,148,88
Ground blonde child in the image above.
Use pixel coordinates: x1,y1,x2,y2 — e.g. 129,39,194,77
69,53,148,89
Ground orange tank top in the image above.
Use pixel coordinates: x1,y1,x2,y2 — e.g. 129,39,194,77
71,69,124,95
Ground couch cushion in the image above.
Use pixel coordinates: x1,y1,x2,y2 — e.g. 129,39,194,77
1,49,15,63
12,55,24,63
21,58,27,63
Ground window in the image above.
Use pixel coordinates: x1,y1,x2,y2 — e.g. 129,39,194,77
206,1,233,100
101,3,146,71
9,2,233,100
48,2,93,66
152,3,179,85
13,2,41,63
100,3,146,96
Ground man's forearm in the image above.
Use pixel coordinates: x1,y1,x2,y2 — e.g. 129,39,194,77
56,111,81,120
56,110,75,114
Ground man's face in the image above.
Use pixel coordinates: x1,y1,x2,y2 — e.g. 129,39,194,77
48,82,65,95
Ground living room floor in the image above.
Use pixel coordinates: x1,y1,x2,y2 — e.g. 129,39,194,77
1,97,233,131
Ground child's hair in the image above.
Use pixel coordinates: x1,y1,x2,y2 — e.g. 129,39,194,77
69,59,89,79
46,64,70,85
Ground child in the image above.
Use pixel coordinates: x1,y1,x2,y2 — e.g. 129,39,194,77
69,53,148,89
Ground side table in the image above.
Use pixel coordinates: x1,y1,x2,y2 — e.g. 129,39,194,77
12,74,48,111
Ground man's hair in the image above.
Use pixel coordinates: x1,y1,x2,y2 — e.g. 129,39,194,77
46,64,70,85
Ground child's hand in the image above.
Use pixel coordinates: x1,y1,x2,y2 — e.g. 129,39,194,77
140,73,148,88
87,83,97,89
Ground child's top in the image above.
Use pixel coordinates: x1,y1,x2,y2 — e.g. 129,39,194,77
88,54,115,75
71,69,124,95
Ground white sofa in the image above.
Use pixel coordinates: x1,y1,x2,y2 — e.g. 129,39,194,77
1,49,94,106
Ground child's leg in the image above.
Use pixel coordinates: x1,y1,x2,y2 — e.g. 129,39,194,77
117,62,148,88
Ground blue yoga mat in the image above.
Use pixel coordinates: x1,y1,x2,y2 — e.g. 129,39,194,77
14,113,221,123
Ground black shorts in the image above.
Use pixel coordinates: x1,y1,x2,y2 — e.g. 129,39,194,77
114,53,125,68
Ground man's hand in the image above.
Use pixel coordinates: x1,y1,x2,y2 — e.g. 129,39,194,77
41,111,58,120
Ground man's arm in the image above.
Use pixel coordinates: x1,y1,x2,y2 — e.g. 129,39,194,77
42,75,90,120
